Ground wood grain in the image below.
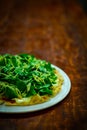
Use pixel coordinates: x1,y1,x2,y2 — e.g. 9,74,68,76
0,0,87,130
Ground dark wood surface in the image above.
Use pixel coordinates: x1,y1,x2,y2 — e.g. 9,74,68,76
0,0,87,130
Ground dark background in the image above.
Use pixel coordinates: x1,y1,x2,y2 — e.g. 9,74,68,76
0,0,87,130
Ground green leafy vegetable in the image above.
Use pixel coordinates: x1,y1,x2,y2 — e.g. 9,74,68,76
0,53,58,99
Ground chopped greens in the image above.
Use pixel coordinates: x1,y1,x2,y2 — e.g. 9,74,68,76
0,54,58,99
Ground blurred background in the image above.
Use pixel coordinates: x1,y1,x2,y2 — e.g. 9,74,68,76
0,1,87,130
0,0,87,64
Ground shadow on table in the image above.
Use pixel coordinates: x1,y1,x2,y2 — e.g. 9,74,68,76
0,96,67,119
0,104,60,119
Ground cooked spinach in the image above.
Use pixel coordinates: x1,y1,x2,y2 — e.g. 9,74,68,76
0,54,57,99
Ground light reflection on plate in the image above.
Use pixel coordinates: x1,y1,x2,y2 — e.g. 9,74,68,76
0,64,71,113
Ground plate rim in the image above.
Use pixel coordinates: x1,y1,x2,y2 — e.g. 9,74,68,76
0,64,71,113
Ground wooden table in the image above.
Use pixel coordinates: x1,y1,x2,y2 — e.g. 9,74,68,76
0,0,87,130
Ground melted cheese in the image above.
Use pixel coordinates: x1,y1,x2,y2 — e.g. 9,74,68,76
0,70,64,106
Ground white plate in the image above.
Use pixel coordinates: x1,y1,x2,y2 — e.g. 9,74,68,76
0,65,71,113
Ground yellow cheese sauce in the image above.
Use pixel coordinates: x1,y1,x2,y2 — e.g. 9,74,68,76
0,70,64,106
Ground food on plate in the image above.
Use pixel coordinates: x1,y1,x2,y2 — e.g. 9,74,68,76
0,54,63,106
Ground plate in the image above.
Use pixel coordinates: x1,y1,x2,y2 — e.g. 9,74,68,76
0,65,71,113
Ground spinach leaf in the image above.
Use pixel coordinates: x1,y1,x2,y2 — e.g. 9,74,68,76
0,53,58,99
